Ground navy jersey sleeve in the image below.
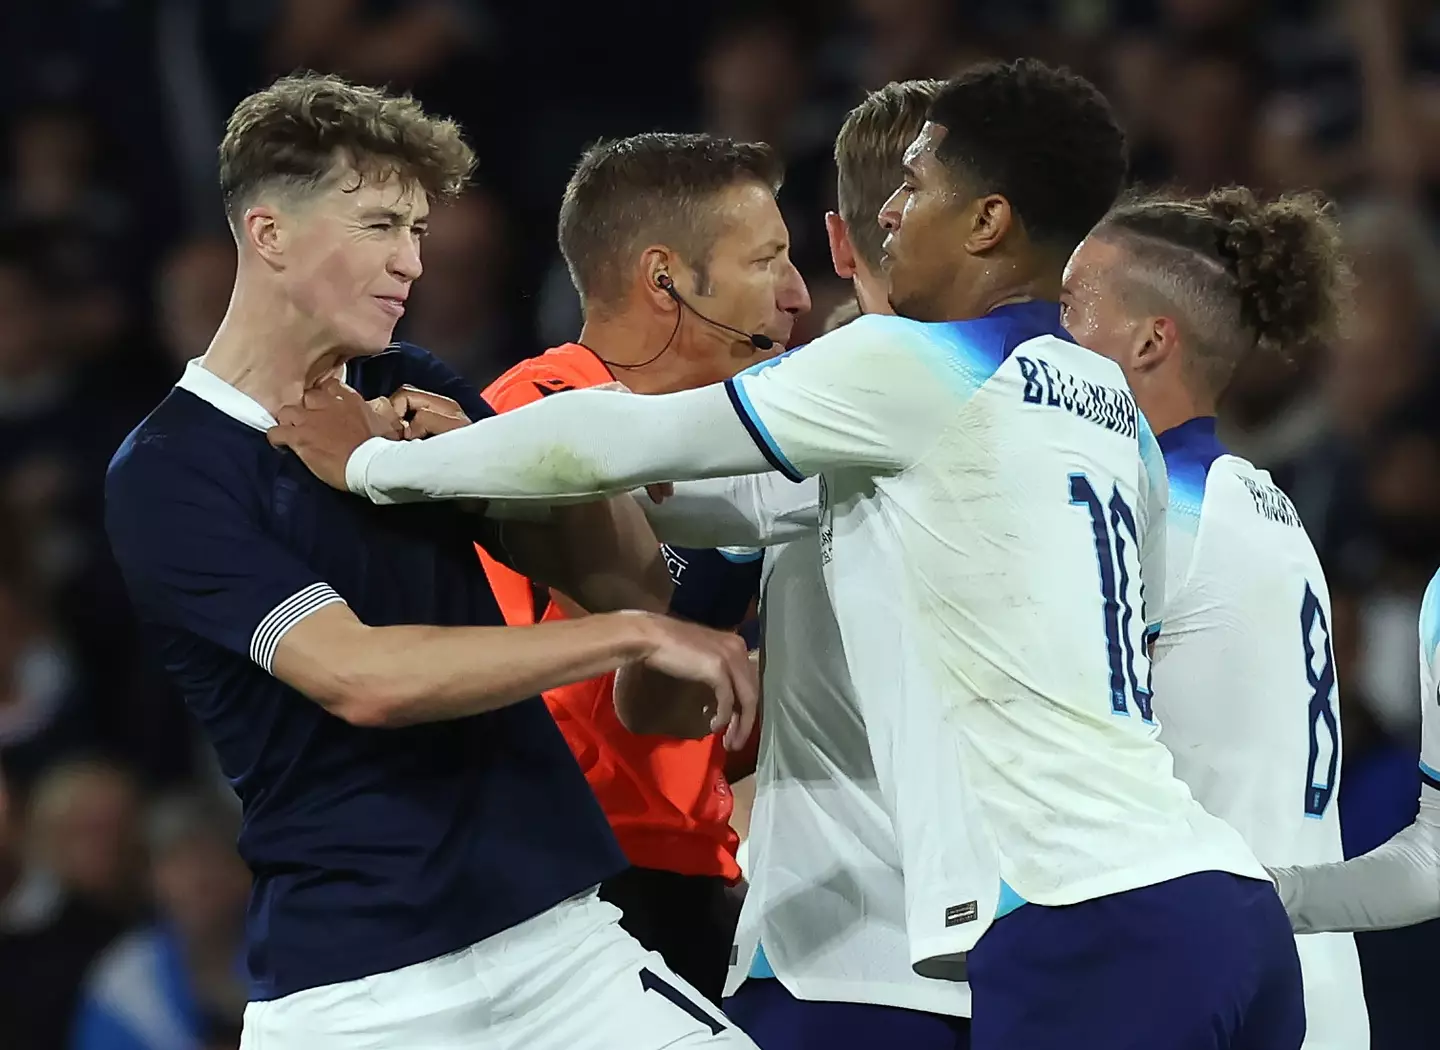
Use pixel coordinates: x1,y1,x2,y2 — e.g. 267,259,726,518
390,342,497,423
105,449,344,673
661,544,762,630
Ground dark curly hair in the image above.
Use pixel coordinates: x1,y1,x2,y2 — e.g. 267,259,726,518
1097,186,1349,395
927,59,1128,251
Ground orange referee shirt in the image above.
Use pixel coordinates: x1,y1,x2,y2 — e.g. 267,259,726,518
478,343,741,882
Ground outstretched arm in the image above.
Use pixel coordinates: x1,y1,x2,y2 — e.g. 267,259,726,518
270,316,945,508
275,601,755,749
638,474,821,549
347,384,772,505
1271,789,1440,932
1272,576,1440,933
105,452,756,748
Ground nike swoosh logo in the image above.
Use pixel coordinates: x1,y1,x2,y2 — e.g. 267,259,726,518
534,381,574,398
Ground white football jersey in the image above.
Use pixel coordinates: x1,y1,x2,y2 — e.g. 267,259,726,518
643,474,976,1013
1149,420,1367,1050
728,536,973,1014
725,305,1264,967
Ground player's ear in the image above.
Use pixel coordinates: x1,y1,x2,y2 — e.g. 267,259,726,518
825,212,858,280
639,246,679,311
967,194,1013,254
243,205,285,264
1134,315,1180,373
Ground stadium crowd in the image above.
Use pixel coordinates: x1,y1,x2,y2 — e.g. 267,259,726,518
1,0,1438,1046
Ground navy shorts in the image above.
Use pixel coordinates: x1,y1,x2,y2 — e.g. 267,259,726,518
966,870,1305,1050
724,977,970,1050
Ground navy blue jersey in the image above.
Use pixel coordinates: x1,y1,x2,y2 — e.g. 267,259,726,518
104,344,624,1000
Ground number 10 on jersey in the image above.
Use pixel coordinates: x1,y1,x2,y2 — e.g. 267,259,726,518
1070,473,1154,723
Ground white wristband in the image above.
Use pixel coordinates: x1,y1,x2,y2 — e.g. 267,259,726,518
346,436,394,501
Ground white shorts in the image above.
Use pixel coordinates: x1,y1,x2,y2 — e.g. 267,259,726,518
239,890,756,1050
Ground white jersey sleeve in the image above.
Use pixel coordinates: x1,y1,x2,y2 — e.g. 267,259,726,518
637,474,820,549
346,383,773,505
1271,568,1440,932
345,315,955,506
724,314,966,479
725,537,976,1018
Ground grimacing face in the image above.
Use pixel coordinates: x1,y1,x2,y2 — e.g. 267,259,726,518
274,171,429,354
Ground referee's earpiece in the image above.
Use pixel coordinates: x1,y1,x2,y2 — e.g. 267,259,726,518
650,273,775,353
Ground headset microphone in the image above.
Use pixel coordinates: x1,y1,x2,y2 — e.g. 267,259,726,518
655,274,775,352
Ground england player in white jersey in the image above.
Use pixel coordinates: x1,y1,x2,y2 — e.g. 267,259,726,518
270,60,1299,1050
640,79,983,1050
1061,186,1368,1049
1270,567,1440,932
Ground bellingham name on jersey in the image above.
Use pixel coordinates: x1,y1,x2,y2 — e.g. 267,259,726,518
1015,354,1137,439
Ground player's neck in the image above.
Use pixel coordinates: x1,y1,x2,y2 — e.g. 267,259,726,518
947,264,1061,321
576,315,707,395
202,281,349,417
1135,387,1214,438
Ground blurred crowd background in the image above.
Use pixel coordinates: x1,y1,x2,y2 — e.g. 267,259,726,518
0,0,1438,1047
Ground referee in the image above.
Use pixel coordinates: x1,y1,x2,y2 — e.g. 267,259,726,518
477,131,809,1004
105,73,757,1050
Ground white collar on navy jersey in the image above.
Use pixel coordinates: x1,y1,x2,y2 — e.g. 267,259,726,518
175,358,278,433
176,353,369,433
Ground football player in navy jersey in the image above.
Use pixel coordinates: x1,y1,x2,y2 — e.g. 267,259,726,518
105,72,758,1050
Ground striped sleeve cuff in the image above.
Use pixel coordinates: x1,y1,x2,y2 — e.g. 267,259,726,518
249,582,346,673
722,378,805,483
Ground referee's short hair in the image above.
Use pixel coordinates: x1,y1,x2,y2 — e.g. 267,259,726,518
558,133,784,311
927,59,1127,252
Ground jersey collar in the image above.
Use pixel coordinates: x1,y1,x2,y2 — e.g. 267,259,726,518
1157,415,1222,458
987,300,1073,344
175,358,278,433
